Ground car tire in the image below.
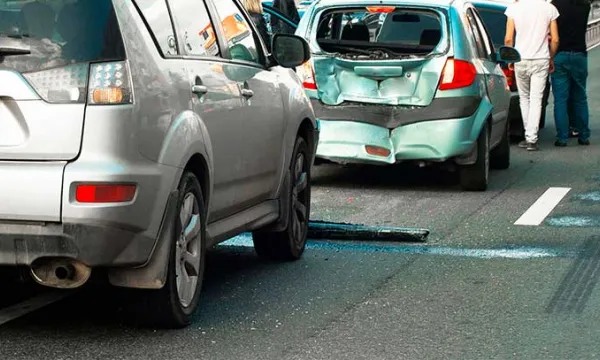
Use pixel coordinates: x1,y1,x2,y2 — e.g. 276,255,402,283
253,136,311,261
136,171,206,329
459,122,489,192
490,121,510,170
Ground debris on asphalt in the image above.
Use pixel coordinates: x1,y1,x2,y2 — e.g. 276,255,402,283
307,220,429,243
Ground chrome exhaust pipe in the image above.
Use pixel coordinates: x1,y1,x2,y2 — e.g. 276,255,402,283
30,258,92,289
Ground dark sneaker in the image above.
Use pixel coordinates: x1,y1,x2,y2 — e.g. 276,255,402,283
554,140,567,147
527,142,538,151
569,128,579,138
518,140,528,148
578,138,590,146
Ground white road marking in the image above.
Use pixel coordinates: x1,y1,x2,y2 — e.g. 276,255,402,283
514,187,571,226
0,291,72,326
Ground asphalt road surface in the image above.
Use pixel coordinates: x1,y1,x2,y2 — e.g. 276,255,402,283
2,52,600,359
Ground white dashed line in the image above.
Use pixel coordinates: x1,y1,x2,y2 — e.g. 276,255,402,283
0,291,71,326
514,187,571,226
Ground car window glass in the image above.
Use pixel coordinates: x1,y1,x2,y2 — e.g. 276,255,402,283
212,0,261,65
471,8,494,55
315,8,443,57
0,0,124,73
134,0,177,56
475,7,506,48
465,9,487,59
167,0,220,57
264,7,297,35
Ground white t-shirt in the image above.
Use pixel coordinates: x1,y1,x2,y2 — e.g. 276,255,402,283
504,0,559,59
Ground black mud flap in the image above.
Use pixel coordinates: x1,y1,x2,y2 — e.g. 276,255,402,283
307,220,429,243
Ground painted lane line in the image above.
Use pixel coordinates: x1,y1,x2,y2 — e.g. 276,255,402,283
514,187,571,226
0,291,72,326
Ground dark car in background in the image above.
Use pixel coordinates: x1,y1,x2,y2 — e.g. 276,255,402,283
472,0,551,140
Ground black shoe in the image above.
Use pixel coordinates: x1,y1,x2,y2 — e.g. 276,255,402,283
527,142,539,151
578,138,590,146
554,140,567,147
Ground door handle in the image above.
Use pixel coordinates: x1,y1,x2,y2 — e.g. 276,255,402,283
191,85,208,94
241,88,254,98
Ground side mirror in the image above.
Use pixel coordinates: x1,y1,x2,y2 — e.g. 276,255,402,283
271,33,311,68
496,46,520,64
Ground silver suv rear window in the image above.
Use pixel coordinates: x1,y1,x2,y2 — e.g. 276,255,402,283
0,0,125,73
316,7,444,59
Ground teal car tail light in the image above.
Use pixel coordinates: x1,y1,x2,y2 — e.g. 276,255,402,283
439,58,476,91
297,60,317,90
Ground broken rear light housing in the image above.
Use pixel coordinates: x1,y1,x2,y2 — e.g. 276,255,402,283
438,58,476,91
297,60,317,90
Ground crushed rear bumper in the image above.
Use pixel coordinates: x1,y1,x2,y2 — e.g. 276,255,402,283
312,97,484,164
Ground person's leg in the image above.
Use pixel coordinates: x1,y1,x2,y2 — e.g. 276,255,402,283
526,59,550,148
568,85,579,137
569,52,590,144
551,52,571,144
514,61,531,147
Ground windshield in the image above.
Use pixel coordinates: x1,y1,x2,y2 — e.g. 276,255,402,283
475,7,507,47
315,7,445,59
0,0,125,74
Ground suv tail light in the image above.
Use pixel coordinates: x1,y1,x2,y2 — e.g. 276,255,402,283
438,58,476,91
23,63,90,103
297,60,317,90
88,61,133,105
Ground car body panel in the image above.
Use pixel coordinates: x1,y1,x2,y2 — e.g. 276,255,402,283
297,0,510,165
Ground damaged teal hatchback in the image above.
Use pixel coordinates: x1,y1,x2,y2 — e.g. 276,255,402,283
296,0,521,191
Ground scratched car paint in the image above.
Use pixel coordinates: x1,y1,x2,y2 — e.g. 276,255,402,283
295,0,521,191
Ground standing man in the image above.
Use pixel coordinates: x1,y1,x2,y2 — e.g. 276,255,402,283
505,0,560,151
551,0,591,146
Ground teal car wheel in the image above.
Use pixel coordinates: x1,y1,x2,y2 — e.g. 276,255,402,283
460,123,489,192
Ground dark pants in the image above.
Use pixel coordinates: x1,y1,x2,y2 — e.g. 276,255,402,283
551,51,590,142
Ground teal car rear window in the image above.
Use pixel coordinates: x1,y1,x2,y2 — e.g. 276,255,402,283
316,7,443,59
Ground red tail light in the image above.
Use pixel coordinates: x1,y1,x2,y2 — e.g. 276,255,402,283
438,58,477,91
502,67,515,88
297,60,317,90
76,184,137,203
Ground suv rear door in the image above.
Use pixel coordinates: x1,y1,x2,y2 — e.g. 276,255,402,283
208,0,286,209
0,0,125,221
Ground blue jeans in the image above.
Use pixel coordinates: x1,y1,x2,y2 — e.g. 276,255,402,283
551,52,590,142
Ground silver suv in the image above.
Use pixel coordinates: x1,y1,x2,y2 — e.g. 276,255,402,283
0,0,318,328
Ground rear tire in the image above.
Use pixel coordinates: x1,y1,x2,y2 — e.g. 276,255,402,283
460,123,489,191
135,171,206,328
490,121,510,170
253,136,311,261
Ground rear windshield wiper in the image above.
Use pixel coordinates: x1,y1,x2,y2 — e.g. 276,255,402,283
0,35,31,56
328,45,374,56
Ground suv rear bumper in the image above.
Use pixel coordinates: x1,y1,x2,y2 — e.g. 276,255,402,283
0,221,154,267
